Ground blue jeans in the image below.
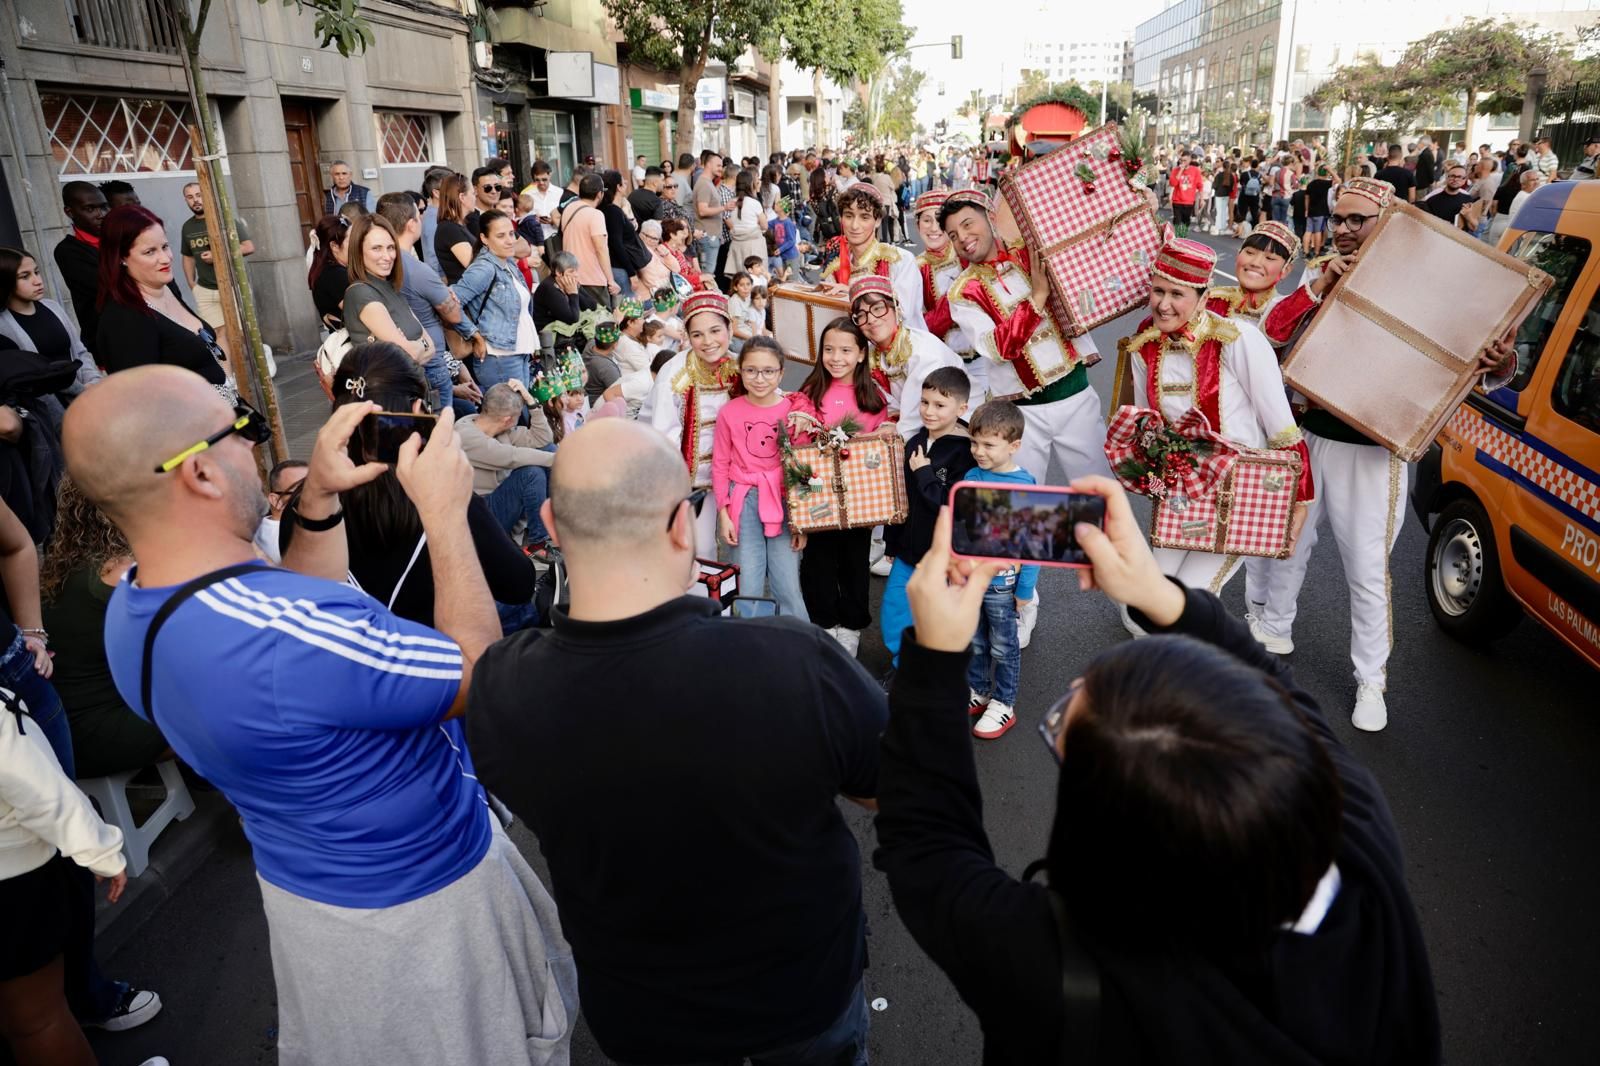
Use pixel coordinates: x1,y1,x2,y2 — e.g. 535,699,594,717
484,465,549,545
697,232,722,275
674,976,869,1066
423,353,454,411
1270,196,1290,223
879,557,916,665
477,352,531,392
0,630,127,1022
612,266,631,294
967,585,1021,705
733,489,807,621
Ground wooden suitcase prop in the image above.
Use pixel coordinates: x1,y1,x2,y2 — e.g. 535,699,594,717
770,284,850,366
693,558,739,615
1282,201,1552,461
1106,406,1303,559
781,415,908,534
998,121,1167,339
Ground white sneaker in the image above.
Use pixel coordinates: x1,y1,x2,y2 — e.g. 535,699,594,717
835,628,861,658
870,554,894,577
137,1059,171,1066
1246,612,1294,655
86,987,162,1032
1119,603,1147,639
967,688,990,717
973,700,1017,739
1016,595,1039,649
1352,683,1388,732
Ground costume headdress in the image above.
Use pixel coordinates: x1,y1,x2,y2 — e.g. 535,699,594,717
1151,237,1217,288
1252,220,1301,261
848,274,897,306
617,298,645,320
943,189,992,215
593,320,621,346
1342,176,1395,212
680,290,731,324
913,188,951,216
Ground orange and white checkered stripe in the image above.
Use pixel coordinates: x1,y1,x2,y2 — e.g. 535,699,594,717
1448,407,1600,526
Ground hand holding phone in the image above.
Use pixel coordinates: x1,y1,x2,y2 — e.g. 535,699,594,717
359,411,438,464
947,482,1106,569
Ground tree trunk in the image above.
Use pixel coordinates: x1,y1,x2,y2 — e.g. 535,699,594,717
1463,87,1478,153
168,0,286,473
674,19,717,161
813,67,826,147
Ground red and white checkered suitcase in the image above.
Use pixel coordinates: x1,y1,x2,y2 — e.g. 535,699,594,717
998,122,1167,338
785,432,908,534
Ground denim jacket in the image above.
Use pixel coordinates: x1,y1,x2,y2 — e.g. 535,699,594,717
453,253,531,351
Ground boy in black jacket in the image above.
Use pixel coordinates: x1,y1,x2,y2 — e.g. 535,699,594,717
880,366,971,665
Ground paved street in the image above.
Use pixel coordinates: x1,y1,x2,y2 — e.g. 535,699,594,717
82,228,1600,1066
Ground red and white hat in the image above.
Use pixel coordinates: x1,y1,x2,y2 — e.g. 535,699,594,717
1341,176,1395,212
913,188,950,216
680,290,731,324
1151,237,1217,288
1252,220,1301,260
943,188,992,215
848,274,897,305
844,180,884,204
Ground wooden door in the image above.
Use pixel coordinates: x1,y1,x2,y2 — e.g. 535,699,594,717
281,102,321,248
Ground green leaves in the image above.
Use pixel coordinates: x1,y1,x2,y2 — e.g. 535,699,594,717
272,0,374,57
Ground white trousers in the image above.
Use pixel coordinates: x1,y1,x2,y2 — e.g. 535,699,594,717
1155,547,1243,595
1015,386,1113,484
1245,434,1407,687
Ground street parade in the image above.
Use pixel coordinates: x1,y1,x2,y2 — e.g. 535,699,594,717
0,0,1598,1064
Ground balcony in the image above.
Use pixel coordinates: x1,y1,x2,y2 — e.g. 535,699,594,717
66,0,181,55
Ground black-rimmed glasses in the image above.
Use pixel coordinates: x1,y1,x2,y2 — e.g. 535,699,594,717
1037,677,1084,764
668,488,709,531
1329,212,1377,231
850,300,893,326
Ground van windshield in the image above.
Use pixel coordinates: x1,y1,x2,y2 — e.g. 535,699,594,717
1503,231,1592,393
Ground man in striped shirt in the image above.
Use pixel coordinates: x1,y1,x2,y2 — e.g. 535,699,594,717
63,365,576,1065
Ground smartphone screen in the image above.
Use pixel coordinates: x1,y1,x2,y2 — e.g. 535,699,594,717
948,483,1107,569
359,412,437,463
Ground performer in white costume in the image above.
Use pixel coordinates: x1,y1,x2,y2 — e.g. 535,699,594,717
848,274,966,439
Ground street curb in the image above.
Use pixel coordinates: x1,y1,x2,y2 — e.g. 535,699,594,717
93,792,236,959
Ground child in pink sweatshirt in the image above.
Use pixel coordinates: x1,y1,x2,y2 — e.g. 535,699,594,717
711,337,809,619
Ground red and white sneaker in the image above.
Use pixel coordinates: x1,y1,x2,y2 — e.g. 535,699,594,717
967,689,990,717
973,701,1016,739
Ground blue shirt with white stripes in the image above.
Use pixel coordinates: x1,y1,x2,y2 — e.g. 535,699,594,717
104,564,491,909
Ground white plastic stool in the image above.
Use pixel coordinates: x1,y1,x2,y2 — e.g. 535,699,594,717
77,760,196,878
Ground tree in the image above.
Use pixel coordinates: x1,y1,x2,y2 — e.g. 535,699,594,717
603,0,784,159
772,0,909,150
1018,68,1051,104
161,0,376,466
1016,83,1103,124
877,64,926,143
1396,18,1569,145
1304,57,1433,170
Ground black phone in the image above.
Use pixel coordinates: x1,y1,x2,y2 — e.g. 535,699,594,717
359,412,436,463
947,483,1107,569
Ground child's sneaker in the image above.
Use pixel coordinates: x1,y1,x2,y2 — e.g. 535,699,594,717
967,689,990,717
973,701,1016,739
1017,594,1039,649
835,628,861,658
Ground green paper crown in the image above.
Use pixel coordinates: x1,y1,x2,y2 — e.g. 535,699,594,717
617,298,645,320
594,322,621,346
532,351,584,403
653,287,681,310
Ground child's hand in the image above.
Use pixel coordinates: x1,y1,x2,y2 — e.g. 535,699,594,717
791,531,807,552
718,508,738,547
1014,594,1030,612
908,445,930,471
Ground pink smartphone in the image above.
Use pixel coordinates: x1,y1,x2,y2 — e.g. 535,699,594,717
947,482,1107,569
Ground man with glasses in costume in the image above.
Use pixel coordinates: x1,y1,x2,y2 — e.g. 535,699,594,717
63,365,576,1062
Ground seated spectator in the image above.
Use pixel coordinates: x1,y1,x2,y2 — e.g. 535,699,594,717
40,476,170,779
253,459,308,564
342,215,434,366
94,206,233,401
307,215,350,331
281,341,536,628
874,479,1439,1063
659,218,712,292
458,382,555,554
0,248,102,404
611,301,651,376
466,418,886,1066
582,323,621,406
532,251,598,347
727,272,768,347
632,219,672,302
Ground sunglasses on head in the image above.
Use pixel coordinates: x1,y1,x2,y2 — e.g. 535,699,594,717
667,488,709,532
154,404,271,474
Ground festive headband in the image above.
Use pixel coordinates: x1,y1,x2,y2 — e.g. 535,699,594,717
913,188,950,216
1151,237,1217,288
1342,176,1395,212
680,290,731,324
1252,220,1301,261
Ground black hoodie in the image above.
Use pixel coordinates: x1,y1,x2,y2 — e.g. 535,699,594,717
883,426,970,565
874,585,1440,1065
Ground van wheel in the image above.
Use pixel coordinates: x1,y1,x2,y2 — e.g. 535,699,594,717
1425,498,1521,644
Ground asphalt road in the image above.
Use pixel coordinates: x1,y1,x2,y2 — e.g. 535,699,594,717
83,228,1600,1066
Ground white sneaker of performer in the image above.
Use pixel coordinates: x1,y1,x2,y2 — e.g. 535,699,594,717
1250,433,1407,690
1352,681,1388,732
1014,386,1113,485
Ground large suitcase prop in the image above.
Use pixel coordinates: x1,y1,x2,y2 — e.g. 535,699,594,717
770,285,850,366
1106,406,1303,559
781,414,908,534
1281,201,1552,462
998,122,1167,339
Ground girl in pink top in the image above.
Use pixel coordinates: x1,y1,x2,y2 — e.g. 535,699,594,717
785,317,890,656
712,337,809,620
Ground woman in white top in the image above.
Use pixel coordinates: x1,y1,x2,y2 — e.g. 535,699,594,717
727,169,768,280
453,210,539,391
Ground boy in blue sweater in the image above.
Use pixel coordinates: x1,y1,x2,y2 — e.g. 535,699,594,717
961,400,1038,739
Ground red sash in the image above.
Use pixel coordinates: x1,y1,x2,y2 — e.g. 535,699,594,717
1142,331,1223,434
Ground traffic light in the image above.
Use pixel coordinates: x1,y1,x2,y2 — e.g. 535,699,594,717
951,35,963,60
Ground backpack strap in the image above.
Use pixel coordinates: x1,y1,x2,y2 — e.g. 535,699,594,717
140,562,266,726
1024,859,1102,1064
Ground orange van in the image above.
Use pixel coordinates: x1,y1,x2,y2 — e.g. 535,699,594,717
1412,179,1600,667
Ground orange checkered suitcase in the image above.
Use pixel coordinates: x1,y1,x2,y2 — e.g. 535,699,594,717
785,431,908,534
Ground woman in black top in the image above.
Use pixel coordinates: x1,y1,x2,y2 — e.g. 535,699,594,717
0,248,100,403
876,487,1439,1065
93,206,232,398
809,168,840,246
307,215,350,329
1305,166,1333,257
434,172,479,285
282,340,533,626
532,251,598,339
601,170,648,295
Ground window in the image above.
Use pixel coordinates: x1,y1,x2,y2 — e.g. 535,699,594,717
1502,232,1591,394
376,111,434,165
40,92,194,176
1553,298,1600,433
